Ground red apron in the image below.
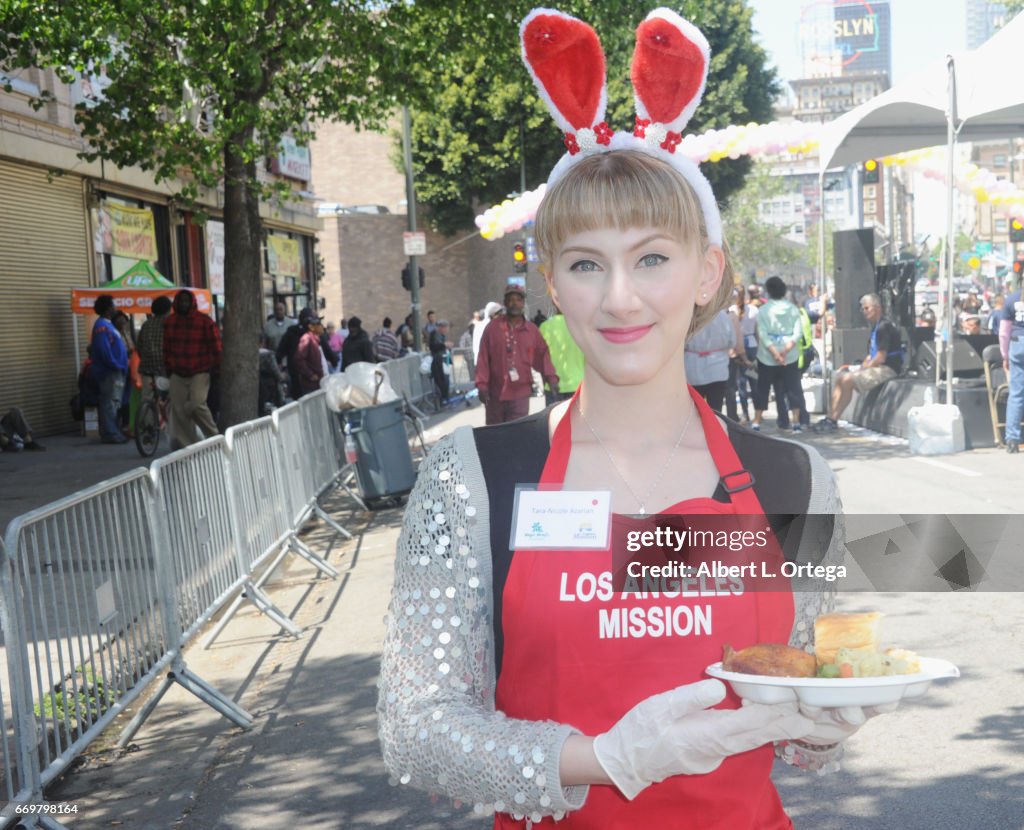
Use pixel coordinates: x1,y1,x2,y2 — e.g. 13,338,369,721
494,387,795,829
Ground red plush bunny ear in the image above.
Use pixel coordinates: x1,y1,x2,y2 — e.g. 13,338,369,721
521,9,608,140
631,8,710,137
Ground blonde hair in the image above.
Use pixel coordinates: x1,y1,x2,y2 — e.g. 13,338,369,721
535,150,734,336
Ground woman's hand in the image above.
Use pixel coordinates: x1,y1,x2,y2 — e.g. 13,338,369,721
794,701,899,746
591,679,811,800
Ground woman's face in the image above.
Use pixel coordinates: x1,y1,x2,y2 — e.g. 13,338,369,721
546,225,723,387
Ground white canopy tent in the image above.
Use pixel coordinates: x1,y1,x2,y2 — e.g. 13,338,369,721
817,12,1024,407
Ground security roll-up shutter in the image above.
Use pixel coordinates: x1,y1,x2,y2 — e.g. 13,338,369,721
0,160,89,435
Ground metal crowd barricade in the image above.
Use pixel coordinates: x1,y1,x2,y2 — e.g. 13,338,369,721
204,416,337,647
1,471,250,826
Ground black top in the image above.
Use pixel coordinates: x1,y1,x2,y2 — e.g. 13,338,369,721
341,330,375,369
872,318,904,372
473,406,829,679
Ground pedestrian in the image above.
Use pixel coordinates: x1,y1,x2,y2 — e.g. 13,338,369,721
684,307,741,413
474,277,559,425
987,295,1005,335
473,302,503,364
728,286,758,423
258,334,285,415
428,319,451,403
327,320,346,356
319,323,340,373
163,289,221,449
294,312,327,397
340,315,375,369
999,282,1024,452
379,10,871,827
422,309,437,342
112,309,139,430
752,277,807,432
0,407,44,451
276,308,314,400
137,295,172,402
396,313,416,355
814,293,903,433
372,317,401,362
263,301,296,353
89,294,129,444
539,309,585,405
459,312,480,351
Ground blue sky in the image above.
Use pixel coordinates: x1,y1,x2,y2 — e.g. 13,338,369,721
749,0,967,86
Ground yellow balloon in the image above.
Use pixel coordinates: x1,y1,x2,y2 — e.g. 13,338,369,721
968,256,981,269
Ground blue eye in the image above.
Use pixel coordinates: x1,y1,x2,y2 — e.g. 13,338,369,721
639,253,667,267
569,259,601,272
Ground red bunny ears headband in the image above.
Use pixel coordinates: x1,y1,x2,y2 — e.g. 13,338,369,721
520,7,723,245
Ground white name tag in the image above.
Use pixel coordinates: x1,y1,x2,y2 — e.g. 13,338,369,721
511,489,612,550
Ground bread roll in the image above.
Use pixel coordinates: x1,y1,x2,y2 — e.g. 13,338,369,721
814,612,882,666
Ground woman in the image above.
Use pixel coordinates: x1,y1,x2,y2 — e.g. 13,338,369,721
752,277,807,432
684,308,741,413
728,286,758,423
380,9,872,828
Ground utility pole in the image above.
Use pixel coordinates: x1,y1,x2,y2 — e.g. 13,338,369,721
402,105,423,353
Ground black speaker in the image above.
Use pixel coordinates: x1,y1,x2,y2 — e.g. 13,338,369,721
914,338,986,378
832,327,869,367
834,229,876,327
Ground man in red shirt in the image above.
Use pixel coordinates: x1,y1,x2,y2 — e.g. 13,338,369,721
163,289,222,448
475,280,558,425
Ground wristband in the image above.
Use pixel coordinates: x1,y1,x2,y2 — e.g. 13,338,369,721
777,739,843,775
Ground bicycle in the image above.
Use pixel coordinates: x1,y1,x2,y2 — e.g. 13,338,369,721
135,375,170,457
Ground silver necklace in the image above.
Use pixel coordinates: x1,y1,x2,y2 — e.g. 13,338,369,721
575,398,695,515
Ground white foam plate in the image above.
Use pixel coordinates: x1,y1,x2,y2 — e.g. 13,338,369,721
705,657,960,707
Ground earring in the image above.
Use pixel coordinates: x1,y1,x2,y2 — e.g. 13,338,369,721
701,292,708,300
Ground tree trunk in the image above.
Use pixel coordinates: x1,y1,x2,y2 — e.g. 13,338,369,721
220,132,263,428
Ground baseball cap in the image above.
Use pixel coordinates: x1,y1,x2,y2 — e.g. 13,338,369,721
299,307,322,325
505,276,527,298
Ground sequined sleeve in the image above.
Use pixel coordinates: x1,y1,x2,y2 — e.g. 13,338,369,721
778,445,846,773
377,427,589,822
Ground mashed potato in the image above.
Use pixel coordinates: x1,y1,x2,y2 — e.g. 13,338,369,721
818,647,920,678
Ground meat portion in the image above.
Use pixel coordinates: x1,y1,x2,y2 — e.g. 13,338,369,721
722,643,817,677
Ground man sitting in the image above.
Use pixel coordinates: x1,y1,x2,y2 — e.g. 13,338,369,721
814,292,903,432
1,407,45,451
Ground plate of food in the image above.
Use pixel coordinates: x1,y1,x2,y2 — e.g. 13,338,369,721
705,612,960,707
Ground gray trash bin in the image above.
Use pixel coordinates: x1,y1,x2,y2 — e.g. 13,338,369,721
342,401,416,503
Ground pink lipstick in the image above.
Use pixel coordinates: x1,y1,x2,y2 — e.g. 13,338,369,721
598,324,653,344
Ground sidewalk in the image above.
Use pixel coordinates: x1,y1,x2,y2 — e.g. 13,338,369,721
23,399,1024,829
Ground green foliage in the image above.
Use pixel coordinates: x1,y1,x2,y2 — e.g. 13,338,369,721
0,1,414,205
722,162,801,278
35,666,114,729
396,0,779,234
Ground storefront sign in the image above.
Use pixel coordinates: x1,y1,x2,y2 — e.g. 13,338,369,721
108,204,158,261
267,235,301,278
273,137,312,182
206,220,225,295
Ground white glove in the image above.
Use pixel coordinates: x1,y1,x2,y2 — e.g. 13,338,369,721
796,701,900,746
592,679,812,800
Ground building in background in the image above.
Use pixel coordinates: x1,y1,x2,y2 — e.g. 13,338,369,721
310,119,555,340
966,0,1007,49
0,65,318,434
763,0,911,273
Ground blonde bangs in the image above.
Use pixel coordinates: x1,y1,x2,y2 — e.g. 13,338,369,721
535,150,734,336
535,151,707,266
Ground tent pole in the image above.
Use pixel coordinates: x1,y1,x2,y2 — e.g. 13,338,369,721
944,55,958,408
818,170,830,412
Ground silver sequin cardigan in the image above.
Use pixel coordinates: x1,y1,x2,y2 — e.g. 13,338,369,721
377,424,845,824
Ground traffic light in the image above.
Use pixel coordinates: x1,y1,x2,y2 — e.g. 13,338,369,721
513,242,528,273
862,159,881,185
1014,258,1024,276
1010,217,1024,243
401,264,425,291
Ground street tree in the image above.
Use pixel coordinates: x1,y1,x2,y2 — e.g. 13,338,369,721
0,1,419,426
397,0,779,235
722,161,801,281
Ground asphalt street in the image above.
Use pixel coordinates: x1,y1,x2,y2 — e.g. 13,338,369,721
4,402,1022,829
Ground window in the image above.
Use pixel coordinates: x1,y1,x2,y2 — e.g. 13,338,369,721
995,218,1008,233
994,154,1008,168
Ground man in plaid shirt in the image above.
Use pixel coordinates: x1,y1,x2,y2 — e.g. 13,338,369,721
163,289,221,448
136,295,171,403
